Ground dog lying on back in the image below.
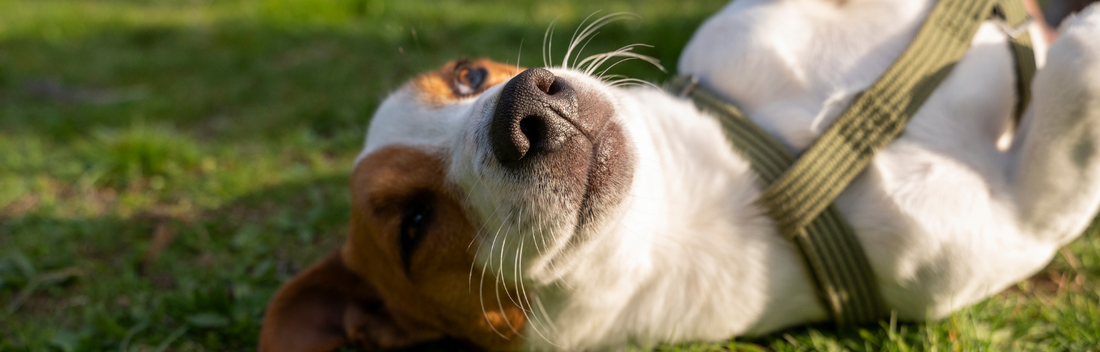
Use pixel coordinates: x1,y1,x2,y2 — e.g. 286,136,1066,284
260,1,1100,350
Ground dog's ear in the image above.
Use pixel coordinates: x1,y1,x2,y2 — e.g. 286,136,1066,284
259,249,442,352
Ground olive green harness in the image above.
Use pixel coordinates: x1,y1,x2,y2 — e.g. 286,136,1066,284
667,0,1037,324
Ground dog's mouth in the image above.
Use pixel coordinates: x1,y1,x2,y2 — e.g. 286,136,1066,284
453,67,635,283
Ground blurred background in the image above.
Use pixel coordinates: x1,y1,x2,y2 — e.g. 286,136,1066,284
0,0,1097,351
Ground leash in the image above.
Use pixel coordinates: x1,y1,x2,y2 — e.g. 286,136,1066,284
667,0,1037,325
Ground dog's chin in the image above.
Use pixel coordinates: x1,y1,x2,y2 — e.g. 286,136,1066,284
571,121,634,233
453,69,635,285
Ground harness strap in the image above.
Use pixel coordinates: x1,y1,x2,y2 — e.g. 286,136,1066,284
668,0,1038,324
670,76,886,324
993,0,1037,122
762,0,1004,250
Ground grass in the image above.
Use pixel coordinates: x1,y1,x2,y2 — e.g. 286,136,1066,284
0,0,1097,351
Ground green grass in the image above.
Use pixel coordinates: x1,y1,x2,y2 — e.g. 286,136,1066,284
0,0,1097,351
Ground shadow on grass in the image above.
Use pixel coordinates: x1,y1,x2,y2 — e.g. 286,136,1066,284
1,173,352,350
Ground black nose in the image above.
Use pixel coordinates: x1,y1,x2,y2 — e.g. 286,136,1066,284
490,68,579,163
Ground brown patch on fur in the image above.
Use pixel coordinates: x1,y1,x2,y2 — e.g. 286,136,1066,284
261,146,526,352
412,59,523,106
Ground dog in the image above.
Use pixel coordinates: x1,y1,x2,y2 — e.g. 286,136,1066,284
260,1,1100,350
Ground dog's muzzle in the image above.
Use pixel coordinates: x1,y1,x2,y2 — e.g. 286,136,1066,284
484,66,632,232
489,68,614,166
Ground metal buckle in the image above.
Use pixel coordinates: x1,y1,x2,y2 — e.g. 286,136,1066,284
994,17,1033,38
989,3,1033,39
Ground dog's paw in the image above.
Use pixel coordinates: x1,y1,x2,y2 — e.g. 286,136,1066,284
1059,2,1100,50
1011,1,1100,243
1043,3,1100,99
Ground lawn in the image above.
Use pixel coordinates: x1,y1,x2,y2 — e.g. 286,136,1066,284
0,0,1097,351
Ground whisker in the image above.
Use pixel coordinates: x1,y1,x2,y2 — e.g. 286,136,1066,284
479,224,508,339
502,209,526,309
469,201,503,291
610,78,662,89
526,212,551,336
564,11,603,69
513,234,527,302
516,38,524,75
464,175,492,248
535,295,560,334
466,175,504,293
597,57,641,79
571,31,600,70
516,235,561,344
494,235,521,335
598,74,627,83
594,45,661,73
469,238,481,291
578,44,644,72
580,44,664,76
547,19,559,68
462,173,484,211
513,237,539,338
546,225,577,292
542,18,559,68
563,12,639,69
498,225,509,279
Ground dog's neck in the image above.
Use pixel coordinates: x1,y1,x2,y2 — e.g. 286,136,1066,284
523,88,828,350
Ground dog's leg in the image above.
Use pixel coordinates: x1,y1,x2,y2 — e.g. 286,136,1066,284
1012,4,1100,244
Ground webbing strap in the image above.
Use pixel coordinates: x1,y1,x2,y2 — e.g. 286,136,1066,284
993,0,1037,122
759,0,1002,248
669,76,886,324
668,0,1037,324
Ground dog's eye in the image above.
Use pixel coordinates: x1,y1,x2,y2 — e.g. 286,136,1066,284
453,64,488,96
398,201,432,272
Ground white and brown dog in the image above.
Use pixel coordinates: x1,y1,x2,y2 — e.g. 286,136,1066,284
260,1,1100,351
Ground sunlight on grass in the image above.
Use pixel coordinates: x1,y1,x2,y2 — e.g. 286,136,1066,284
85,122,201,188
1,0,1097,351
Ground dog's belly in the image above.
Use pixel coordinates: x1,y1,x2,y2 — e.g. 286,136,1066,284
837,141,1058,320
610,81,1054,338
826,24,1059,319
669,0,1061,326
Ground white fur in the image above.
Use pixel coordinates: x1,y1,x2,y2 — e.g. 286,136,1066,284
360,1,1100,350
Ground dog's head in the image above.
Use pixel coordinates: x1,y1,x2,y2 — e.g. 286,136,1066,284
260,58,639,351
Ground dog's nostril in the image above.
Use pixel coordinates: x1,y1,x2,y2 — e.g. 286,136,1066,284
519,115,547,151
490,67,579,164
545,80,564,95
